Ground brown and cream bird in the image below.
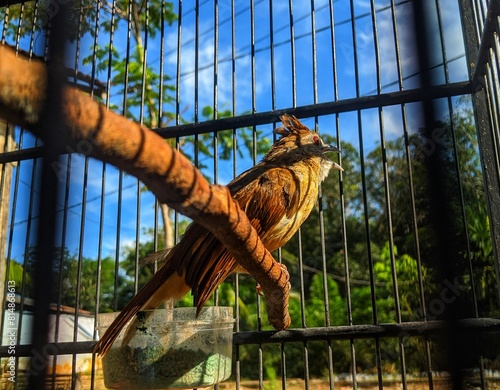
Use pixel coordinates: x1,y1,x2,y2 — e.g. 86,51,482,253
94,114,342,355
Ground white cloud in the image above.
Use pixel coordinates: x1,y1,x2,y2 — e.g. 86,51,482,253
164,21,245,115
354,3,419,89
382,106,405,138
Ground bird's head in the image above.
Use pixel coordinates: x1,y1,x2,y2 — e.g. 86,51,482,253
264,114,343,173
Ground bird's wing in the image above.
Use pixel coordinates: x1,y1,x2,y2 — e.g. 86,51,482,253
179,165,299,311
177,222,237,310
231,165,300,245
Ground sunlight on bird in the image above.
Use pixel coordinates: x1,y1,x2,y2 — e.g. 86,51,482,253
94,114,342,356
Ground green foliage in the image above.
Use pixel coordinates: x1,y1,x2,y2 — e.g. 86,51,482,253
82,41,177,127
3,0,177,43
7,260,29,289
23,246,130,312
200,106,272,161
176,106,272,175
3,1,95,42
60,255,131,312
120,230,166,293
465,205,498,315
303,273,346,327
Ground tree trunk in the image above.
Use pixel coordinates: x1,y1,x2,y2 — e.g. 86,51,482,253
0,121,16,307
160,202,174,251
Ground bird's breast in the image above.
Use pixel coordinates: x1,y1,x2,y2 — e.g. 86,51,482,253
261,166,320,251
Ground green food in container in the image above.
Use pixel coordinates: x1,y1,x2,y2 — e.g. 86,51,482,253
98,307,234,389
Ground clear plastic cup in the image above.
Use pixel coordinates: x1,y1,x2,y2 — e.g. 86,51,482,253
97,307,234,389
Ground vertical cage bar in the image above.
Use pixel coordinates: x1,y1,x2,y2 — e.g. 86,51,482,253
91,162,106,390
349,2,383,388
2,125,22,390
213,0,218,120
153,0,166,263
68,4,88,386
28,0,39,57
250,0,256,115
13,2,24,52
288,0,296,108
414,0,478,387
175,0,182,126
269,0,276,112
371,2,408,388
230,2,241,389
1,4,8,43
436,0,481,321
0,121,13,330
310,0,317,106
329,1,358,387
174,0,182,248
193,0,199,167
458,0,500,310
16,138,39,386
391,0,435,385
28,2,69,387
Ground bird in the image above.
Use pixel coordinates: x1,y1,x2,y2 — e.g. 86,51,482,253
94,114,342,355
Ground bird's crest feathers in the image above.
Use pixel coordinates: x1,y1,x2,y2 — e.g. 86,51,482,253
275,114,311,138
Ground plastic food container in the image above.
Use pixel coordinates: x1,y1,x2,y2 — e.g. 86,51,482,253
97,307,234,389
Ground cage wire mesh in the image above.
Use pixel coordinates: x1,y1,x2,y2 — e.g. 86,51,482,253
0,0,500,389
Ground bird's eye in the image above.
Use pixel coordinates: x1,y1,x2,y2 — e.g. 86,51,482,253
313,135,320,145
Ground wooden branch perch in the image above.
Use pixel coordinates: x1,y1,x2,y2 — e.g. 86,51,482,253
0,44,291,330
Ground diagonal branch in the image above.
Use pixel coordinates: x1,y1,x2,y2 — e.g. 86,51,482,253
0,44,291,330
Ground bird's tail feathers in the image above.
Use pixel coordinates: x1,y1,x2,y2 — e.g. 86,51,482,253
93,265,189,356
140,248,171,267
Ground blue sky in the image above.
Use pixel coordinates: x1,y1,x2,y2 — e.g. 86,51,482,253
3,0,470,268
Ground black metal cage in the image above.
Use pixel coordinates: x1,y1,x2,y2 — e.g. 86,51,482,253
1,0,500,389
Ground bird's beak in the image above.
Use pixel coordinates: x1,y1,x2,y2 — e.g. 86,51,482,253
322,144,343,171
322,144,341,154
331,161,343,171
